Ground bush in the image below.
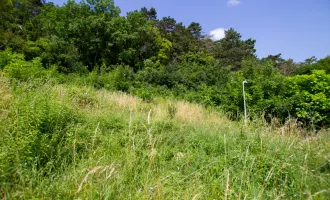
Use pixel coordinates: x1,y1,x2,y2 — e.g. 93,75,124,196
0,48,15,70
114,65,135,92
2,51,57,82
132,86,154,101
285,70,330,127
219,58,287,120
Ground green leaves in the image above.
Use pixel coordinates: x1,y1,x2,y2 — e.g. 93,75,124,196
286,70,330,126
212,28,256,71
296,56,330,75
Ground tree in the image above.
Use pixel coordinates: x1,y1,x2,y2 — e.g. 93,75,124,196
187,22,203,53
296,56,330,75
264,53,285,68
212,28,256,70
262,54,297,76
169,22,191,60
140,7,157,21
303,56,317,65
85,0,120,16
156,16,176,37
278,59,297,76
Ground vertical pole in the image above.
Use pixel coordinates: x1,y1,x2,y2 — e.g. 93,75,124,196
242,80,247,124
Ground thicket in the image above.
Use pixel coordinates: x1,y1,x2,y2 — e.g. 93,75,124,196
1,0,329,128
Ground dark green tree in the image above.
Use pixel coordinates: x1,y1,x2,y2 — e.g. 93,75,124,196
212,28,256,70
140,7,157,21
187,22,203,53
296,56,330,75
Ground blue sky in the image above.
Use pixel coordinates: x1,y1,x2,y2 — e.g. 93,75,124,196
50,0,330,62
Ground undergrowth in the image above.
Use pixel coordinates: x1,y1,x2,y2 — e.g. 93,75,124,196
0,77,329,199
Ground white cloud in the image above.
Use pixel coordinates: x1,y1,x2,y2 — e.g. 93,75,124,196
227,0,240,6
209,28,226,41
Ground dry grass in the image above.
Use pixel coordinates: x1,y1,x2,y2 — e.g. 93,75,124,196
76,164,116,194
52,85,235,130
175,101,205,123
278,119,304,136
53,84,313,139
98,90,142,111
52,85,141,112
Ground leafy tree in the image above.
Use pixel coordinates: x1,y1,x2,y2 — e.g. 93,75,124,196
36,36,85,73
169,22,191,60
157,16,176,36
212,28,256,70
85,0,120,15
295,56,330,75
263,54,297,76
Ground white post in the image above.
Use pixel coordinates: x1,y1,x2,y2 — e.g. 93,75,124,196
242,80,248,124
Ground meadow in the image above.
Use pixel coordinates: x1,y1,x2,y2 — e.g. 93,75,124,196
0,76,329,199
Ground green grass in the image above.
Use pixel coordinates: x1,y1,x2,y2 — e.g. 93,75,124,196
0,77,329,199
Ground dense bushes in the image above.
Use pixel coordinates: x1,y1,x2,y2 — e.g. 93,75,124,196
1,48,329,127
1,49,57,81
219,59,288,119
286,70,330,127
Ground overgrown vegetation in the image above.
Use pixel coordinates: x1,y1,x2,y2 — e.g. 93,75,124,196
1,0,329,126
0,0,330,199
0,74,329,199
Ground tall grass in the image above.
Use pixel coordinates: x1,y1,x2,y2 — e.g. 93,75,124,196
0,78,329,199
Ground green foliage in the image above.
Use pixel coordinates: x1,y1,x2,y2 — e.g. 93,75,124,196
85,0,120,15
85,70,117,90
113,65,134,92
296,56,330,75
1,1,330,198
286,70,330,126
212,28,256,71
37,36,86,73
3,51,56,81
0,82,80,185
132,86,154,101
220,58,287,120
0,48,15,70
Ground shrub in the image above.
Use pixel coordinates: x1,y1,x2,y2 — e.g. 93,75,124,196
0,48,15,70
219,58,287,120
285,70,330,127
132,86,154,101
2,52,57,82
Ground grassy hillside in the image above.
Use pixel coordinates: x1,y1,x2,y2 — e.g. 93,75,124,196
0,76,329,199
